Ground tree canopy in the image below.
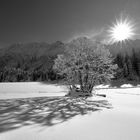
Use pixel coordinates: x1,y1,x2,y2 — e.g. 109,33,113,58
53,37,118,96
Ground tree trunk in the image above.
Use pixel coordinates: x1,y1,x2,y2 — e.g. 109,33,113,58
83,72,89,92
78,70,84,91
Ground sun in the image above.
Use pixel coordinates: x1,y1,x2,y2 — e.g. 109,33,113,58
108,16,136,43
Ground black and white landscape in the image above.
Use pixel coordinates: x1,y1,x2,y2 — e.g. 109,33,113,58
0,0,140,140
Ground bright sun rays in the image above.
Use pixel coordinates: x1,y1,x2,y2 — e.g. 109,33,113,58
108,15,136,44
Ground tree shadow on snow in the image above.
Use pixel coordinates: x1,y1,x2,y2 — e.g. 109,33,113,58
0,97,112,133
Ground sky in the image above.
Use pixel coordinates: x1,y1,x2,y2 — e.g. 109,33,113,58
0,0,140,46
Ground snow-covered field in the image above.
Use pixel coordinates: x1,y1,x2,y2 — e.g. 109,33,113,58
0,82,67,99
0,82,140,140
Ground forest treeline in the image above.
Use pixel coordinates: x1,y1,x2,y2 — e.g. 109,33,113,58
0,55,61,82
114,48,140,81
0,41,64,82
0,39,140,82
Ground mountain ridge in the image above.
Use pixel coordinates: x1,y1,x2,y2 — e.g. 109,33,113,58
1,38,140,57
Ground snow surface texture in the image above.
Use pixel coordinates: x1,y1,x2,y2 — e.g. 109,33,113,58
0,82,140,140
0,82,67,99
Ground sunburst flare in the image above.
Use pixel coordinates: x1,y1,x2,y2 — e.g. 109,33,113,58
108,16,136,44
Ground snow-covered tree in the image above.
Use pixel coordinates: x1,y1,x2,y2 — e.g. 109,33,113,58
53,37,117,96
